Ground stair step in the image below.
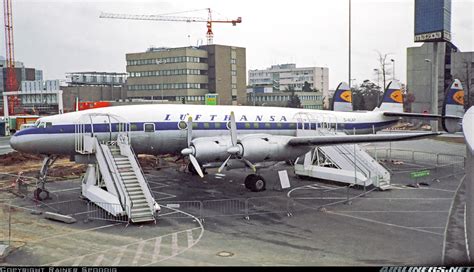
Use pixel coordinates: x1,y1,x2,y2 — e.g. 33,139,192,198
116,164,132,168
133,203,149,209
125,184,141,190
132,211,154,217
132,207,151,213
133,199,147,204
122,176,138,184
129,190,144,195
131,216,155,223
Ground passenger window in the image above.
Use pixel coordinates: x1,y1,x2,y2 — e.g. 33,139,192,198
214,122,221,129
131,124,138,131
253,123,259,129
45,122,53,128
144,123,155,132
203,123,210,129
245,123,251,129
178,121,187,130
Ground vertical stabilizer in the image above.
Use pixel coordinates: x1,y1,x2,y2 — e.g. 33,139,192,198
332,82,353,112
442,79,464,133
374,80,404,112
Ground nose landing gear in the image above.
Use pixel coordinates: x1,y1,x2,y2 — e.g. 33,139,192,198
34,155,58,201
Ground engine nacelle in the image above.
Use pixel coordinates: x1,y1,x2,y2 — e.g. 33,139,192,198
191,137,233,163
239,135,310,162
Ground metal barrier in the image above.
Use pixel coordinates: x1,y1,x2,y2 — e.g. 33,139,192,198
0,203,11,246
245,196,293,218
366,148,466,167
158,201,203,219
86,202,128,223
203,199,247,218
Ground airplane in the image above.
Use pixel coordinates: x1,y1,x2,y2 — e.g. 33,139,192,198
9,80,464,193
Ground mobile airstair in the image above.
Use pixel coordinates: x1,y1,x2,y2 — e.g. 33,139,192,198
75,113,159,223
293,112,391,190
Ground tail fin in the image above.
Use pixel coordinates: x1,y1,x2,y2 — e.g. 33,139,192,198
374,80,404,112
442,79,464,133
332,82,353,112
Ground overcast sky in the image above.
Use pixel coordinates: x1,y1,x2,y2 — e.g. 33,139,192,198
4,0,474,89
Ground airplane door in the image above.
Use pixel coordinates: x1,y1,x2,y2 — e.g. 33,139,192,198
143,123,157,154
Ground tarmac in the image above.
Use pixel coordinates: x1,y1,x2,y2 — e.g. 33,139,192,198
0,137,470,266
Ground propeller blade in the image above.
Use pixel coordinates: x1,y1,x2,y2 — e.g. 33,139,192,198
242,158,256,172
218,155,232,173
230,111,237,146
189,154,204,178
187,116,193,147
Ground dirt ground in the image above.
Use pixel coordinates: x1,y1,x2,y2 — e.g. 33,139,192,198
0,152,183,200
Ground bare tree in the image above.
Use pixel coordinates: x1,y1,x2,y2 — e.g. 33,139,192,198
375,51,393,89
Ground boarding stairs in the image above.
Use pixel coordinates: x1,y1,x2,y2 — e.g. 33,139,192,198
75,113,158,223
293,112,391,190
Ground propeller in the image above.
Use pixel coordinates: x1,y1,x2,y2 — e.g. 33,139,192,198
217,111,257,173
180,116,204,178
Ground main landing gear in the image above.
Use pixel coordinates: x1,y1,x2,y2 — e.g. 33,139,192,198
188,162,207,176
244,174,266,192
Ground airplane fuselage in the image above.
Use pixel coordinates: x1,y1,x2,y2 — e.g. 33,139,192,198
10,104,400,156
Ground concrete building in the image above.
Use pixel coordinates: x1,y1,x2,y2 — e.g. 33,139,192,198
0,58,43,107
247,91,323,110
60,72,128,112
248,64,329,107
406,42,458,114
126,45,246,105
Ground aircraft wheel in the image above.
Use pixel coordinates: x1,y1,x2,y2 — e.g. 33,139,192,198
244,174,257,189
34,188,49,201
188,162,198,175
245,174,266,192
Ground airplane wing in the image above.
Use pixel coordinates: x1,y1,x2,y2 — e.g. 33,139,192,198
287,132,440,146
383,112,462,120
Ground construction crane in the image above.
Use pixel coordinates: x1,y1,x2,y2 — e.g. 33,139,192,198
100,8,242,45
3,0,19,115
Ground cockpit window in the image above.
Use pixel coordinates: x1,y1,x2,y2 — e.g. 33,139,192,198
34,120,40,127
45,122,53,128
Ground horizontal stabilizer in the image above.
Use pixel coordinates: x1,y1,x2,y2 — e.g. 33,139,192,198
287,132,440,146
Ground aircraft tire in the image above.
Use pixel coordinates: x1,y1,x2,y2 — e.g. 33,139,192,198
246,174,266,192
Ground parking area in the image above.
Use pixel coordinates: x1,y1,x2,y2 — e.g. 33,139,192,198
0,138,468,266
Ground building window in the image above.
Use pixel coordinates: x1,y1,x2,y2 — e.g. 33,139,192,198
231,70,237,76
231,59,236,64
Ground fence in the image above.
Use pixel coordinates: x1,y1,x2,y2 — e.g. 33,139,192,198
366,148,466,167
86,202,129,223
0,204,11,246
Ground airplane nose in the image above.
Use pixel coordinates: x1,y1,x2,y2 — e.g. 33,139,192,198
9,135,20,151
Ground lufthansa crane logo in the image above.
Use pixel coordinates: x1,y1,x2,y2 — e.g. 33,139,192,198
453,90,464,105
389,90,403,103
340,90,352,103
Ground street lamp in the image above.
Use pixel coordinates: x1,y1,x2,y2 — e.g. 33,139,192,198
374,68,381,105
425,58,437,132
391,59,395,80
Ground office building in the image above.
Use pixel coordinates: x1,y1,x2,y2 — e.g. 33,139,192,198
126,45,246,105
248,64,329,108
